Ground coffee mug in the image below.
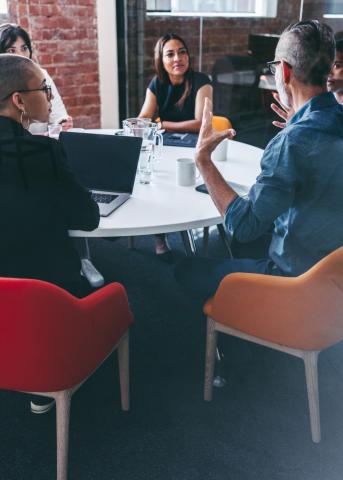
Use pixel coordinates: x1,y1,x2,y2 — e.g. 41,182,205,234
211,138,228,162
176,158,199,186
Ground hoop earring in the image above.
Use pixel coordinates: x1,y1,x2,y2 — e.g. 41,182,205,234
20,109,30,130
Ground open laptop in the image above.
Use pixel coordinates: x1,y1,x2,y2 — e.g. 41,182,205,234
60,132,142,216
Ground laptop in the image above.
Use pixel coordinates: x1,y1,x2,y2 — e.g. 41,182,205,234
60,132,142,216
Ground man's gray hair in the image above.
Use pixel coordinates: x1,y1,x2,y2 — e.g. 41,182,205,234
0,54,38,109
276,20,335,86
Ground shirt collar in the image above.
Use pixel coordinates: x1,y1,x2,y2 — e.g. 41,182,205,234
289,92,338,125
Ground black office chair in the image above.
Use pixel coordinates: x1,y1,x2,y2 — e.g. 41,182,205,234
212,55,261,124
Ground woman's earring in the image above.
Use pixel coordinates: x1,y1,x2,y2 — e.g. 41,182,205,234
20,109,30,130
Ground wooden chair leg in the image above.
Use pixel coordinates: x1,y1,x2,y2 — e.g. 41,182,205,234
118,333,130,411
203,226,209,255
204,317,217,401
303,350,321,443
55,390,72,480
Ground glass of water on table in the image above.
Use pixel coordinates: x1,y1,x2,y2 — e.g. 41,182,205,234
122,118,163,184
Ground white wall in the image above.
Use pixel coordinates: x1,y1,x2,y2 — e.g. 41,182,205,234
96,0,119,128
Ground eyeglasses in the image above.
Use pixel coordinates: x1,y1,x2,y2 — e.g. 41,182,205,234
267,60,281,75
1,84,52,102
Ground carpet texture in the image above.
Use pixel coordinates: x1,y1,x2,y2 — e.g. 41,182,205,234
1,231,343,480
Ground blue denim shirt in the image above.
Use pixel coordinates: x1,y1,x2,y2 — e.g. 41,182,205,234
225,92,343,276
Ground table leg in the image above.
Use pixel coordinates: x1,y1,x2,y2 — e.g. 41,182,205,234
180,230,197,256
203,226,209,256
127,236,135,249
217,224,233,259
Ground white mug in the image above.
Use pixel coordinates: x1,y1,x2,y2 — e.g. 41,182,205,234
176,158,199,186
211,138,228,162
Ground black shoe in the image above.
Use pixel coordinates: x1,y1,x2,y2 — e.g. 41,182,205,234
156,250,175,264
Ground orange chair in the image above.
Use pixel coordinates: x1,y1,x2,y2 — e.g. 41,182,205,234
203,246,343,443
212,115,233,131
0,278,133,480
155,115,233,131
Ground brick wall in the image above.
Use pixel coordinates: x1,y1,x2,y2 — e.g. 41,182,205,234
8,0,101,128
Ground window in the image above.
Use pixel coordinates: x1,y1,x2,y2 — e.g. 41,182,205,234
147,0,278,17
0,0,7,14
323,0,343,18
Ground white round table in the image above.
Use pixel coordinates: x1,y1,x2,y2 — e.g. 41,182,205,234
69,130,263,238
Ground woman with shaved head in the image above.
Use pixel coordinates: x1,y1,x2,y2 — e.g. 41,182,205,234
0,54,100,413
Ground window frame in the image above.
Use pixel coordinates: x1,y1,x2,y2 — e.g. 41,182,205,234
146,0,278,18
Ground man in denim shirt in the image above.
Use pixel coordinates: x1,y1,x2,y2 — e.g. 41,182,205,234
175,20,343,299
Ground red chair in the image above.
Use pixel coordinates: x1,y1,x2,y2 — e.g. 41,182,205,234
0,278,133,480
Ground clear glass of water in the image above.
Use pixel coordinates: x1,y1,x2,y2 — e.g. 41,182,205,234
139,140,153,184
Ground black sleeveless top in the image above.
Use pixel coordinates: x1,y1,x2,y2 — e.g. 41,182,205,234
148,71,211,122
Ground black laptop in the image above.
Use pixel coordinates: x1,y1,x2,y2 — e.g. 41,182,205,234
60,132,142,216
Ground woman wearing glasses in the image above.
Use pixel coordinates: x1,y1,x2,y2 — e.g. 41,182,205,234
0,54,99,414
0,23,73,132
139,33,212,259
0,53,99,297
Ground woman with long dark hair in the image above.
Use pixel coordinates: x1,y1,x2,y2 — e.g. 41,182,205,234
0,23,73,132
139,34,212,259
139,33,212,132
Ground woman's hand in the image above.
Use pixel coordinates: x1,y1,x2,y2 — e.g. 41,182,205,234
195,97,236,163
60,116,73,131
270,92,294,129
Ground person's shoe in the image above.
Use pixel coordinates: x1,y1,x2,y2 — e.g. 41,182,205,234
30,397,55,414
156,250,175,264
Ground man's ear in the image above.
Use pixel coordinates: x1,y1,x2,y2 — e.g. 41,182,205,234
282,61,292,85
11,92,25,112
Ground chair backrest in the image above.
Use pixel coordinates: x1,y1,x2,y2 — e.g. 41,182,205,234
0,278,132,392
212,55,261,119
210,246,343,351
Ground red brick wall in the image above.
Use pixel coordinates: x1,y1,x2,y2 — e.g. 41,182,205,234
8,0,101,128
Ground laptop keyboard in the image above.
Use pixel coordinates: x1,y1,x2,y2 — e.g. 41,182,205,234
91,193,118,204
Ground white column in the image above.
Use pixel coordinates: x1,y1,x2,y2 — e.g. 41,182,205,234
96,0,119,128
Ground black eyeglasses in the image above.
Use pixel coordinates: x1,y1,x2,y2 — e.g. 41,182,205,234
1,84,52,102
267,60,281,75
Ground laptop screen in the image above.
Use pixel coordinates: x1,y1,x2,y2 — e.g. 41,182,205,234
60,132,142,193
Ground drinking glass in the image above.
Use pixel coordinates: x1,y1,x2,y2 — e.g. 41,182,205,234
122,118,163,184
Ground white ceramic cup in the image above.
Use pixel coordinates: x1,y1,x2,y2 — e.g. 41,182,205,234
176,158,198,186
211,138,228,162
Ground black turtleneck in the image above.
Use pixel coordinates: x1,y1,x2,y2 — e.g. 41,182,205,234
0,116,100,296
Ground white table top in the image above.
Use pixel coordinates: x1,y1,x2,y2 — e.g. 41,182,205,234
69,130,263,237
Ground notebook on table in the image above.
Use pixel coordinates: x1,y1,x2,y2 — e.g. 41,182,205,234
163,132,198,147
60,132,142,217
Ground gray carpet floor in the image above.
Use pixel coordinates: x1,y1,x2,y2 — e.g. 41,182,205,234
1,230,343,479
